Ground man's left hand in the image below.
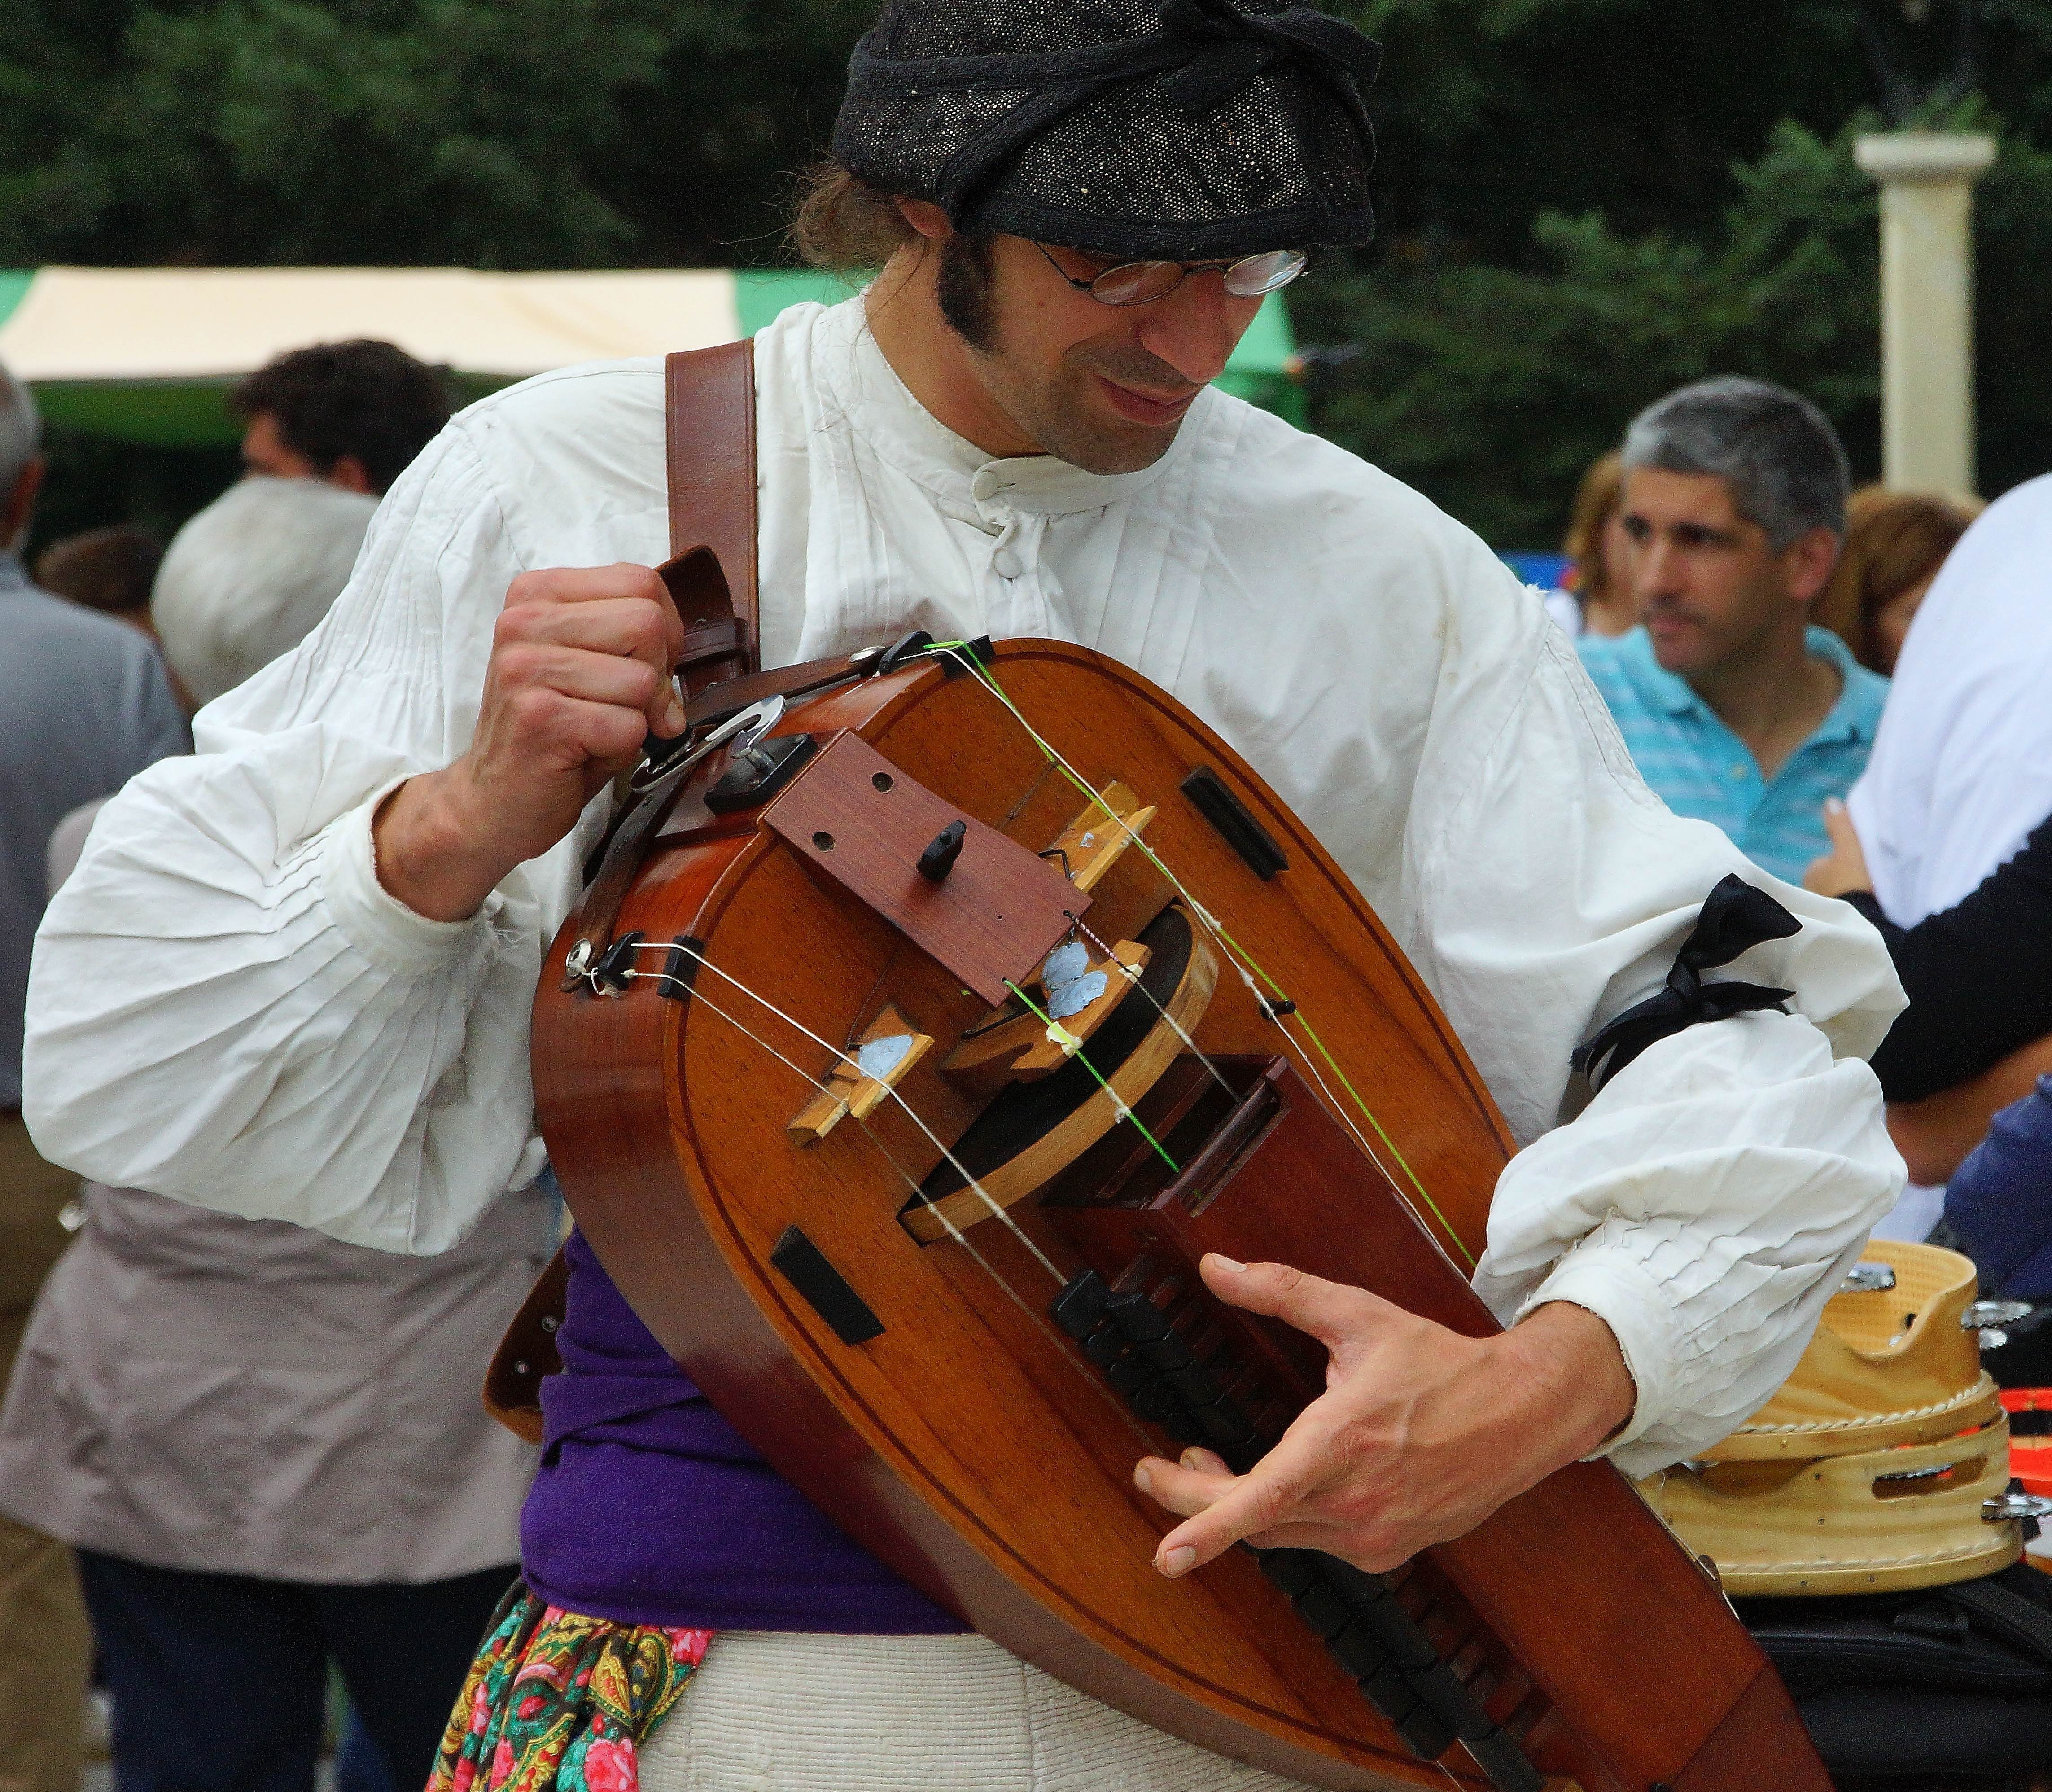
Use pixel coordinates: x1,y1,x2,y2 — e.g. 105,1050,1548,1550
1803,797,1873,898
1134,1256,1636,1577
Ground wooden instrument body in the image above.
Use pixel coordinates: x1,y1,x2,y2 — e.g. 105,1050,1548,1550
533,642,1828,1792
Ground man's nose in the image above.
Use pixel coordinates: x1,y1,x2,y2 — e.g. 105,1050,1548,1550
1635,537,1681,600
1133,272,1248,389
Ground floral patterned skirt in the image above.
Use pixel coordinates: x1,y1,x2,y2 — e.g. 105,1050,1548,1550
429,1582,712,1792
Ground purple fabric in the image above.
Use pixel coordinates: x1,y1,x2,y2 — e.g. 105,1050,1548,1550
520,1229,964,1633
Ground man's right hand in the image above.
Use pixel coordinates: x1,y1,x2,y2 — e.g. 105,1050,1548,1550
372,565,687,922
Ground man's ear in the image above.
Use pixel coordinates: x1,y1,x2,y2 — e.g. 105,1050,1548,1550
1785,525,1841,608
895,197,953,242
2,455,45,551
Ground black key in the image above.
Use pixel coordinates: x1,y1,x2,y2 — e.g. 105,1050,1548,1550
1141,1330,1194,1371
1395,1702,1457,1763
1164,1363,1221,1407
1291,1581,1354,1641
1345,1585,1439,1674
1050,1270,1112,1341
1195,1396,1256,1450
1084,1328,1124,1368
1256,1549,1320,1596
1357,1663,1421,1726
1464,1728,1545,1792
1325,1618,1391,1681
1106,1289,1171,1342
1413,1658,1492,1738
1133,1381,1183,1426
1109,1354,1153,1397
1312,1554,1383,1607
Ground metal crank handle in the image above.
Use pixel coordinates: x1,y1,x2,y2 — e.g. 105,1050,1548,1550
629,695,784,797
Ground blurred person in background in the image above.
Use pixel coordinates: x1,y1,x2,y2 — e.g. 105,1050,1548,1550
152,477,379,709
0,363,186,1792
1578,377,1884,885
1808,799,2052,1185
36,526,193,714
1805,793,2052,1385
1807,471,2052,1244
1815,486,1978,677
1544,449,1639,638
35,525,164,641
234,339,451,497
0,471,551,1792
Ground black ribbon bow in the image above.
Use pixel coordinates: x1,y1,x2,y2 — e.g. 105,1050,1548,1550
1570,875,1802,1093
847,0,1382,222
1157,0,1383,132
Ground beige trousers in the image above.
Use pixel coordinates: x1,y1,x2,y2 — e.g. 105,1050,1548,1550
0,1115,91,1792
637,1630,1315,1792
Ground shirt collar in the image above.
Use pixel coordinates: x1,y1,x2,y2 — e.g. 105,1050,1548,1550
817,294,1197,519
0,552,28,593
1615,625,1703,718
1615,622,1884,743
1801,624,1885,747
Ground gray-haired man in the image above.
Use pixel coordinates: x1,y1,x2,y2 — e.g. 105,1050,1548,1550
1578,376,1889,884
0,361,187,1792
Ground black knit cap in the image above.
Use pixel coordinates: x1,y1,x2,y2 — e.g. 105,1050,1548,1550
831,0,1383,262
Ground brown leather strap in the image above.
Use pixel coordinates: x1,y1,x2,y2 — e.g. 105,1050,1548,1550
488,342,765,1444
660,342,761,698
483,1243,568,1446
683,649,879,730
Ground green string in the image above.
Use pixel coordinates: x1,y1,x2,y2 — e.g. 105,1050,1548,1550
1206,921,1476,1272
1004,979,1181,1177
926,642,1478,1271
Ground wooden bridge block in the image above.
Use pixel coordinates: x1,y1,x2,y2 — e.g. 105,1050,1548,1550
1046,781,1158,895
788,1005,932,1144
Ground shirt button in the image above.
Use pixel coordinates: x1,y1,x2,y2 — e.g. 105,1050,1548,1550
1731,764,1748,780
971,468,1002,502
992,548,1022,580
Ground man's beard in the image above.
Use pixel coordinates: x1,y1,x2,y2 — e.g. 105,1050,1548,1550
936,234,1200,476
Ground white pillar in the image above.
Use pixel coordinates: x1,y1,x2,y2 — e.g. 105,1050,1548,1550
1853,131,1996,496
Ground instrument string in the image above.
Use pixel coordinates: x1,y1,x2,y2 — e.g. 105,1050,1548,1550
622,939,1065,1287
619,963,1487,1788
1200,921,1471,1271
928,645,1479,1273
1002,978,1182,1176
590,670,1505,1775
1067,912,1237,1099
614,959,1163,1450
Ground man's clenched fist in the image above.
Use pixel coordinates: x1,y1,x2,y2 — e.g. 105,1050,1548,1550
373,565,687,921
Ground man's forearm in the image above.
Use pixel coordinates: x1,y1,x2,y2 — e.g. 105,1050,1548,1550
372,767,520,924
1503,1300,1636,1467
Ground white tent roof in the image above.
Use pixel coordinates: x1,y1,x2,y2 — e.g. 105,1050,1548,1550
0,266,745,382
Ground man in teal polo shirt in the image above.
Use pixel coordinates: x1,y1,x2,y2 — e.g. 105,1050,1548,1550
1578,377,1888,885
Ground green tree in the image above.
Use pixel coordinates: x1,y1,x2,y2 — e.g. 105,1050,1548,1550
1295,0,2052,542
0,0,871,268
6,0,2052,547
1295,119,1884,547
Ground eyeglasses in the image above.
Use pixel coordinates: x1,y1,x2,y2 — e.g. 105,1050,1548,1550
1033,242,1309,307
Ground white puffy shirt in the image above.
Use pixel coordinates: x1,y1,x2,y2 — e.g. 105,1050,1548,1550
24,298,1906,1476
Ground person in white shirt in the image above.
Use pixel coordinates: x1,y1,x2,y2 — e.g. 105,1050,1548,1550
23,2,1902,1784
1837,471,2052,1241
